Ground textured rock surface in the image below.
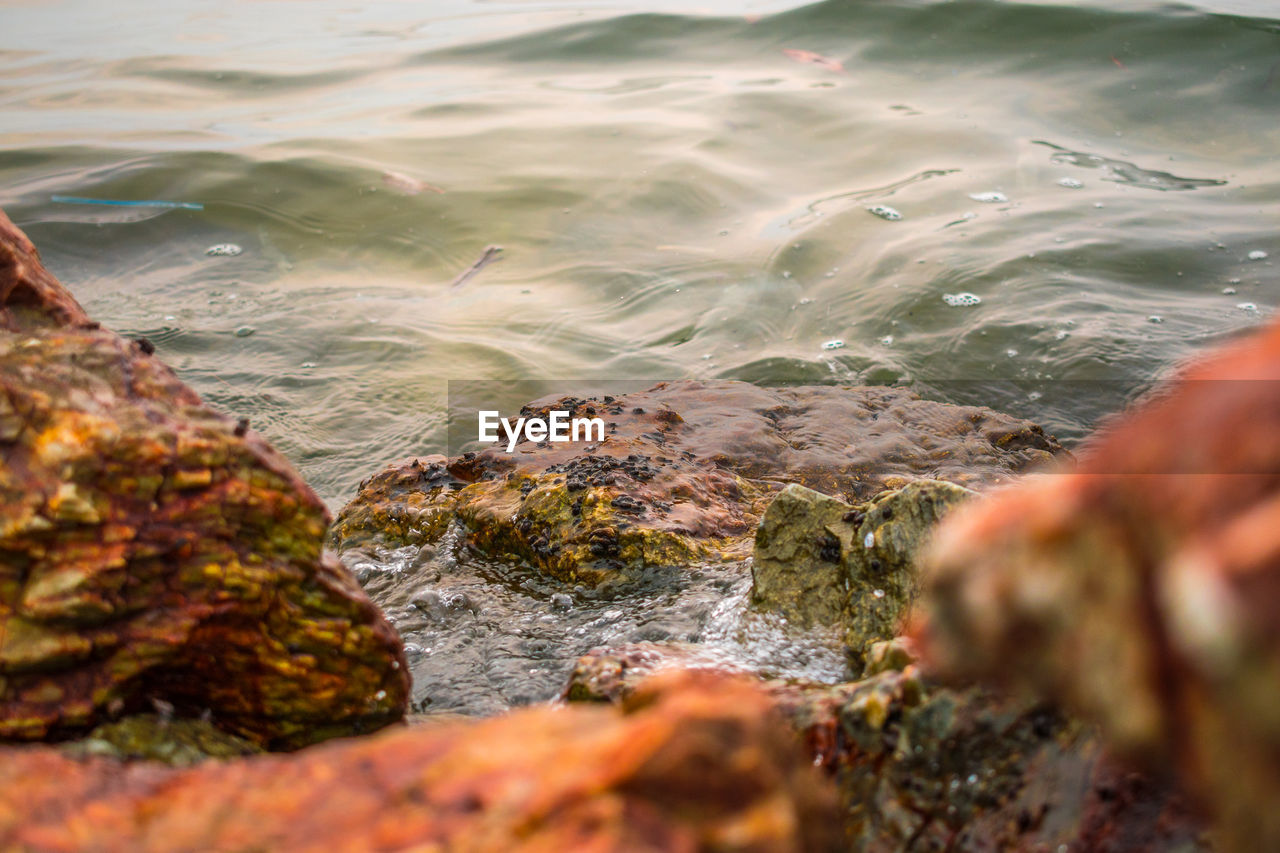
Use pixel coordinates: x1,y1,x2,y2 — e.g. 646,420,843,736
565,649,1207,851
333,382,1062,584
919,319,1280,850
0,670,840,853
0,207,408,747
751,480,971,671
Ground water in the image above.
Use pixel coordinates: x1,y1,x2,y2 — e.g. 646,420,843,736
346,530,847,715
2,0,1278,708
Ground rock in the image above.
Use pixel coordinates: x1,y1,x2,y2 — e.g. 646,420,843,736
333,382,1062,585
564,649,1206,851
0,206,408,748
751,480,972,672
750,484,855,628
0,670,841,853
918,318,1280,850
63,714,261,766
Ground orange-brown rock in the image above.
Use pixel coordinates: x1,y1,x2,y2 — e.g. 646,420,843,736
919,319,1280,850
0,670,839,852
0,206,408,748
333,382,1063,584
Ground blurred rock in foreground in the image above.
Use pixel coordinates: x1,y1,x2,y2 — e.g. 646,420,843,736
0,670,839,853
919,319,1280,850
0,207,408,748
566,646,1208,852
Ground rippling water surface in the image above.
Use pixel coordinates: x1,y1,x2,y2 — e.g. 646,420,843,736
4,0,1278,508
4,0,1278,713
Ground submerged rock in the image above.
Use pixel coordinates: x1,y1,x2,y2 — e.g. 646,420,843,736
0,207,408,748
918,318,1280,850
334,382,1062,584
751,480,971,671
0,670,840,852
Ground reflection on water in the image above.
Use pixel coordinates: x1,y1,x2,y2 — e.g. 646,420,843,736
1,0,1277,509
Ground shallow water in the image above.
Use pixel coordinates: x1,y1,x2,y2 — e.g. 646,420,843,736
347,530,846,714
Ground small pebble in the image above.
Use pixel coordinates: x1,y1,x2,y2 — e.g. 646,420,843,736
864,531,875,548
205,243,242,257
233,325,255,337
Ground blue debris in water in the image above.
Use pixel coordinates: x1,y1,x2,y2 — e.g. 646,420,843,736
51,195,204,211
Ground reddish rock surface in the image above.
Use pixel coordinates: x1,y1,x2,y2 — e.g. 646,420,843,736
0,670,839,853
0,207,408,747
919,320,1280,850
333,382,1063,584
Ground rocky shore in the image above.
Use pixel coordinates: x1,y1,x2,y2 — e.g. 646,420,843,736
2,204,1272,849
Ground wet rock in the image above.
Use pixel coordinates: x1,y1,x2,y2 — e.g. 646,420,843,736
565,649,1206,851
0,670,840,852
751,480,971,672
0,207,408,748
63,714,261,766
335,382,1062,584
918,318,1280,850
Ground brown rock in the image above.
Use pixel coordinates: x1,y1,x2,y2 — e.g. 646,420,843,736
0,670,840,853
0,206,408,748
918,319,1280,850
565,648,1207,851
334,381,1063,584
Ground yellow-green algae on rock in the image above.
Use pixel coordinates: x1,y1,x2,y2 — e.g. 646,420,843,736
752,480,973,671
0,207,408,749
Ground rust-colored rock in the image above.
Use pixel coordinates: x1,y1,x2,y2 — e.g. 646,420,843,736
0,206,408,747
0,670,839,852
333,382,1062,584
919,319,1280,850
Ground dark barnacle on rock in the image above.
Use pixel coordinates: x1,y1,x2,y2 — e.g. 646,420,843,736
610,495,647,515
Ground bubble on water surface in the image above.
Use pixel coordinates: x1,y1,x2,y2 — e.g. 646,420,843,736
942,292,982,307
1237,302,1259,313
1248,250,1269,260
233,326,255,338
968,191,1007,203
205,243,242,257
867,205,902,221
822,339,845,350
1057,177,1084,189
